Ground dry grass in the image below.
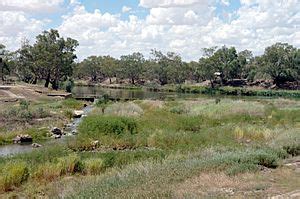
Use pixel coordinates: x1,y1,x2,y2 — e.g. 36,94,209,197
104,102,144,117
174,172,259,198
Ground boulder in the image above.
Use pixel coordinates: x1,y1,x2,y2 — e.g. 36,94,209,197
51,127,62,135
91,140,100,149
13,134,33,144
73,110,84,118
54,134,62,139
32,143,42,148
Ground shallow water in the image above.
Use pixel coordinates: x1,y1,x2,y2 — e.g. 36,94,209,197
0,105,94,157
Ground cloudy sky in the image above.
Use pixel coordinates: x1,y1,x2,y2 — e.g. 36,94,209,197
0,0,299,61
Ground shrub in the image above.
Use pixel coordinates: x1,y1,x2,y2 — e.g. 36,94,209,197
62,99,84,109
64,109,74,119
95,94,110,107
0,161,29,192
19,100,30,110
33,107,50,118
57,154,84,175
78,115,138,138
34,162,61,181
84,158,105,175
104,102,144,117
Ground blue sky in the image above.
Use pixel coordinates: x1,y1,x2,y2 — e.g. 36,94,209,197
0,0,299,60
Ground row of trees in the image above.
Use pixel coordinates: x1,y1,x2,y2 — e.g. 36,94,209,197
1,29,299,89
75,44,300,88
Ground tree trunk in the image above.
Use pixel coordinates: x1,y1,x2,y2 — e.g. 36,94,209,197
109,78,112,84
32,77,37,85
132,78,135,85
44,74,50,88
51,79,59,90
210,79,215,89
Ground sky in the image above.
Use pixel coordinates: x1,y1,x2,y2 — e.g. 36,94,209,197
0,0,299,61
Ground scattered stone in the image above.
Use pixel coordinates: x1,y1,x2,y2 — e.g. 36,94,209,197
74,110,84,118
91,140,100,149
13,134,33,144
51,127,62,135
71,130,77,135
32,143,42,148
54,135,62,139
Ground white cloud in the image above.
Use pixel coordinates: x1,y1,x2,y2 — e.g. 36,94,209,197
0,0,299,61
0,11,45,51
139,0,208,8
122,6,132,13
0,0,64,13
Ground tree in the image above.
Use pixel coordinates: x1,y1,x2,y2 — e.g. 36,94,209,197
212,46,240,83
150,50,169,85
78,56,103,82
16,39,40,83
0,44,10,81
198,47,218,88
120,52,144,84
34,30,79,89
262,43,299,86
238,49,253,79
102,56,117,84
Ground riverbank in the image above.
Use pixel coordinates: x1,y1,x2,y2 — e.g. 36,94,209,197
0,83,87,146
74,82,300,98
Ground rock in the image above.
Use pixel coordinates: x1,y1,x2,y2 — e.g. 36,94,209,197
51,127,62,135
54,135,62,139
13,134,33,144
91,140,100,149
73,110,84,118
32,143,42,148
71,130,77,135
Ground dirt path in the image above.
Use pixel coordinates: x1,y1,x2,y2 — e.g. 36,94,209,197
1,89,24,99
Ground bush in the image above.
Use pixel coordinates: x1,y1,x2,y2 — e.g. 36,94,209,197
62,99,84,109
19,100,30,110
63,109,74,119
0,161,29,192
57,154,84,175
78,115,138,138
33,107,50,118
64,79,75,93
95,94,110,107
34,162,61,181
84,158,105,175
104,102,144,117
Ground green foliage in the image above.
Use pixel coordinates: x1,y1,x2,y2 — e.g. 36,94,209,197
16,29,78,89
83,158,105,175
62,98,84,109
64,79,75,92
262,43,299,85
0,161,29,192
120,52,145,84
78,115,138,137
57,154,84,175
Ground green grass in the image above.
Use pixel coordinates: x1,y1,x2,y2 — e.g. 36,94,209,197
157,85,300,98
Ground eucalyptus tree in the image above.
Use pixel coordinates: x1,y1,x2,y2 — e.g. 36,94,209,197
262,43,300,86
0,44,11,81
102,55,118,84
34,29,79,89
120,52,144,84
